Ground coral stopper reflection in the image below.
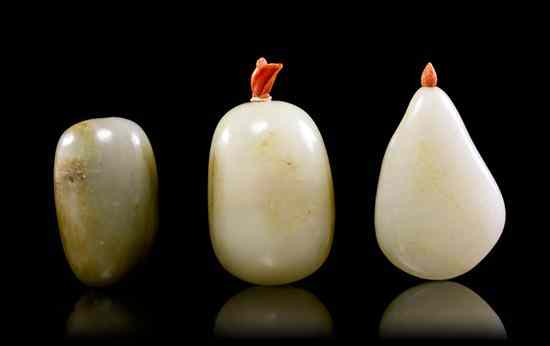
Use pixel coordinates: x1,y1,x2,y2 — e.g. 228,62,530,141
65,292,150,341
379,281,507,340
215,286,333,339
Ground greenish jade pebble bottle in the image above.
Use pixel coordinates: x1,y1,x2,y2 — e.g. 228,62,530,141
54,117,158,287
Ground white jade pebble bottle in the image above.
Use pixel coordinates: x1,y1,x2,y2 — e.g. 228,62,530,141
208,58,335,285
375,63,505,280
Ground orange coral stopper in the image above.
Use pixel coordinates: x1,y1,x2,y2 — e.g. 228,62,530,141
250,57,283,101
421,62,438,87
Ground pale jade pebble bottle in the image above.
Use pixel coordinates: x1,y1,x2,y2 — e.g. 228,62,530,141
54,117,158,287
375,63,505,280
208,58,335,285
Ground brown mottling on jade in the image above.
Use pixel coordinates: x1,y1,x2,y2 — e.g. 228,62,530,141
54,117,158,287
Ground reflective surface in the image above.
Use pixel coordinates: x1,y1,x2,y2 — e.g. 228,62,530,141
65,292,151,341
214,286,333,339
379,281,507,340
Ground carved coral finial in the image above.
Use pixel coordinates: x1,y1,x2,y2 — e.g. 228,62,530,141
421,62,438,87
250,57,283,101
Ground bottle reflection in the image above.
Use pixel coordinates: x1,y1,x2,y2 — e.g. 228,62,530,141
215,286,333,339
65,292,150,341
379,281,507,340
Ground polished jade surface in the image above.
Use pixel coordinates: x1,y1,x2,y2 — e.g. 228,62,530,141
54,117,158,286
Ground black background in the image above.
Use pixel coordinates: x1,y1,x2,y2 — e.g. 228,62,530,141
7,12,530,343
